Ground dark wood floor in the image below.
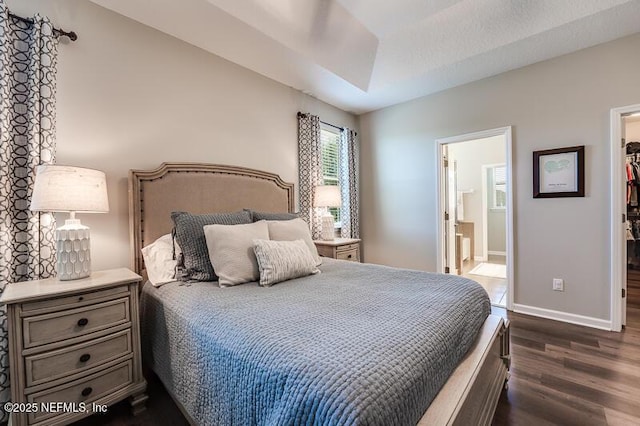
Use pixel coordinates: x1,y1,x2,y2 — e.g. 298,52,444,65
493,269,640,425
626,267,640,329
80,278,640,426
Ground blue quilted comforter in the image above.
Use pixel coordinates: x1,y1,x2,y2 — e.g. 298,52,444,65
140,259,490,425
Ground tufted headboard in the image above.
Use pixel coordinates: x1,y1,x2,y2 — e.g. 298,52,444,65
128,163,294,275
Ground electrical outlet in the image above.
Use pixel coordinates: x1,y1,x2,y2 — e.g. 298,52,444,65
552,278,564,291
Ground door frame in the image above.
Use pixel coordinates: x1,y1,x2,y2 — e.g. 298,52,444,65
443,151,459,275
436,126,514,310
610,103,640,331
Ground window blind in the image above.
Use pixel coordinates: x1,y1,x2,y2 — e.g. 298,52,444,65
493,166,507,208
321,127,340,185
320,125,341,223
494,166,506,185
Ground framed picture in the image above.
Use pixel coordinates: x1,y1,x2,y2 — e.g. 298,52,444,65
533,145,585,198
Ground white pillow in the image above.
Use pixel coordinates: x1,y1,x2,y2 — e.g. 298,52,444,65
141,234,181,287
253,239,320,287
203,220,269,287
267,218,322,266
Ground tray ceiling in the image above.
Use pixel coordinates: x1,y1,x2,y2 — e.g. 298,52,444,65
90,0,640,114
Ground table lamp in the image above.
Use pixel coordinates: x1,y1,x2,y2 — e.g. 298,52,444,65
30,165,109,281
313,185,342,241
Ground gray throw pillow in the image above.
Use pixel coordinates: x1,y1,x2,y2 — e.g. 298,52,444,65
245,209,300,222
172,210,252,281
253,239,320,286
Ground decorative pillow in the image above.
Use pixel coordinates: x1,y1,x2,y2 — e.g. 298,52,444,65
141,234,182,287
203,221,269,287
244,209,300,222
253,239,320,287
267,218,322,266
172,210,252,281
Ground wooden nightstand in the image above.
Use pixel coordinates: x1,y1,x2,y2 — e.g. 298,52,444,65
314,238,361,262
0,268,147,425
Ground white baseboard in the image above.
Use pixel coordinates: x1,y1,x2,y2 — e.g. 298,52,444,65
513,303,612,331
488,251,507,256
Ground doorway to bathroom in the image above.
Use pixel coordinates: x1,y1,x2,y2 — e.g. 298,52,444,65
436,127,514,308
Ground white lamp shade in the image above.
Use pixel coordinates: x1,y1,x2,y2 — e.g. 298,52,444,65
313,185,342,208
30,165,109,213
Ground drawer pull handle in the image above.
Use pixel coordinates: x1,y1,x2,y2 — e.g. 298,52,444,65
347,254,352,258
81,387,92,397
78,296,84,301
77,318,89,327
79,354,91,363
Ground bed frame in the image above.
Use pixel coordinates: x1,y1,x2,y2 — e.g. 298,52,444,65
129,162,510,425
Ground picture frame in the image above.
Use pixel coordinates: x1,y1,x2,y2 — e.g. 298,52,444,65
533,145,585,198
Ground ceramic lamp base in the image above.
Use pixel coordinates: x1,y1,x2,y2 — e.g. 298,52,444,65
320,214,335,241
56,219,91,281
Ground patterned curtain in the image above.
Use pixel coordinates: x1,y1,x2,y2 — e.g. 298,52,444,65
339,128,359,238
0,4,58,421
297,113,323,239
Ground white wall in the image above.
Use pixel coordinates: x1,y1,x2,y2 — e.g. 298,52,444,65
448,136,505,258
487,203,506,253
8,0,357,271
360,33,640,322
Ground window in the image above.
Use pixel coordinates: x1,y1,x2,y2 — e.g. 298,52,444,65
320,124,341,225
491,165,507,209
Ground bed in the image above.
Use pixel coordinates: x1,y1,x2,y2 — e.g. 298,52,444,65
129,163,510,425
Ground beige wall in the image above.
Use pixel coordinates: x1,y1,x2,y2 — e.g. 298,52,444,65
8,0,357,271
360,33,640,322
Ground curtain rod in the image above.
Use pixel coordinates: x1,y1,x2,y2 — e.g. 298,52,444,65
8,12,77,41
297,112,357,136
297,112,344,131
321,120,344,132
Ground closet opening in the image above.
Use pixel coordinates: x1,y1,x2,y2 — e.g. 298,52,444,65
623,114,640,329
611,104,640,331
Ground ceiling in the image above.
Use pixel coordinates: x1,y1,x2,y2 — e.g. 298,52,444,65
90,0,640,114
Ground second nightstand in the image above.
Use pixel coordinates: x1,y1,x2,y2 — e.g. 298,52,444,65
314,238,361,262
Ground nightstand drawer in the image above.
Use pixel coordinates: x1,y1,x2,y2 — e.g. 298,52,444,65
21,285,129,315
336,243,360,253
336,249,359,262
25,329,132,388
27,360,133,424
23,298,130,349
